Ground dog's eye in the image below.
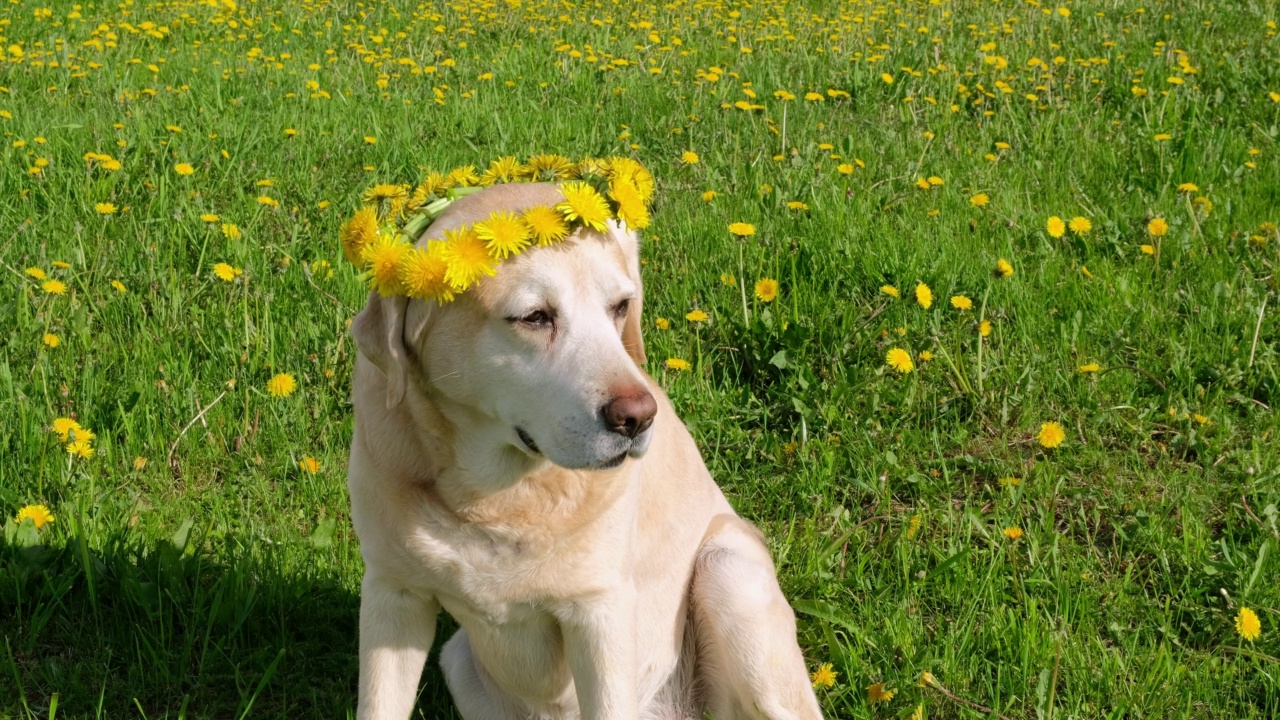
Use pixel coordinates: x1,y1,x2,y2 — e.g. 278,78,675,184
509,309,553,328
611,298,631,319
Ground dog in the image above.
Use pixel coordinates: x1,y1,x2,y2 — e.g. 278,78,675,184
347,182,823,719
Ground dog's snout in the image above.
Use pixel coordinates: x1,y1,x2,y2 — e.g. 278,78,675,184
602,390,657,439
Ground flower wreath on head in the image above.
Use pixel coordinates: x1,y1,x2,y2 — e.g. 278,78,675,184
338,155,654,303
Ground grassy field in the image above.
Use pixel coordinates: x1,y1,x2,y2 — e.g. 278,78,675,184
3,0,1279,717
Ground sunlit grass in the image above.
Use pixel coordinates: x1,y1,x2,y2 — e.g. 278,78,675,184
2,0,1279,717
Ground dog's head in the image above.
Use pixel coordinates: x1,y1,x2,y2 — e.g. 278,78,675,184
352,183,654,474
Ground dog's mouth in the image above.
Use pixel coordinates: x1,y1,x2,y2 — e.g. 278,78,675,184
591,451,629,470
515,427,540,454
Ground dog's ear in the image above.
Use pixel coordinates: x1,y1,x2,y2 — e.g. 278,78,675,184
352,292,430,409
610,222,647,366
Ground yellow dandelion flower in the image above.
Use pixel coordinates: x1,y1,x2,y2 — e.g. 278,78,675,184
398,244,455,303
1078,363,1101,373
51,418,81,442
1046,216,1066,238
340,207,380,265
557,182,612,232
919,350,934,361
951,295,973,310
42,279,67,295
298,456,320,474
666,358,691,371
267,372,297,398
15,504,55,528
603,158,655,203
174,162,195,176
1003,526,1024,541
996,258,1014,277
361,183,410,215
980,320,993,337
681,150,700,164
919,671,939,688
25,267,47,280
686,309,709,323
970,192,990,207
654,317,670,330
1236,607,1261,641
881,73,894,84
66,440,94,458
786,201,809,211
1069,216,1092,235
1148,217,1168,237
609,178,650,230
1177,182,1199,193
1037,421,1065,448
221,223,241,240
448,165,480,187
867,682,896,704
907,514,923,538
886,348,914,374
1141,244,1155,255
95,202,117,215
360,232,411,297
915,177,932,190
133,456,148,471
475,211,532,259
754,278,779,302
524,205,571,246
111,280,126,293
442,226,499,292
479,156,527,185
701,190,718,202
200,213,221,223
42,333,59,348
728,222,756,237
364,136,377,145
411,172,451,207
881,284,900,298
527,154,575,180
257,195,279,208
810,663,838,688
915,282,933,309
213,263,242,282
927,176,944,187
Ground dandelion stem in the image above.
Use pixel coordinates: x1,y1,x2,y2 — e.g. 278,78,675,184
1184,193,1201,238
779,102,787,156
738,243,749,325
166,391,228,475
1248,297,1266,369
977,286,991,397
922,679,1017,720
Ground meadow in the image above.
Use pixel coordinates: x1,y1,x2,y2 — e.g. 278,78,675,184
2,0,1280,717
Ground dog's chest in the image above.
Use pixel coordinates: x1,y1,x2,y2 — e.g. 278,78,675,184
402,514,611,624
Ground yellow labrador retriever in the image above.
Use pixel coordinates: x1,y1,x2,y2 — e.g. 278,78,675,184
348,183,823,720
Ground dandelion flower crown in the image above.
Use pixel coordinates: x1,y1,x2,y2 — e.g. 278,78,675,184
339,155,655,303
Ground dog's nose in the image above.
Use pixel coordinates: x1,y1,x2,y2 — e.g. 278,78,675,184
602,390,657,439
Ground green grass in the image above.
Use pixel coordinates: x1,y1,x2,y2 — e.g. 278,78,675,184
2,0,1279,717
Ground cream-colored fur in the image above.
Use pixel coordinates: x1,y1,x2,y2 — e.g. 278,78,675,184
348,183,822,720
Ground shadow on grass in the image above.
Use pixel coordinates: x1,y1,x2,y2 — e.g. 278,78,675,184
0,527,458,719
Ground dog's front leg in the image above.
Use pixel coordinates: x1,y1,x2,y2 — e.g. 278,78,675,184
558,588,640,720
357,577,440,720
